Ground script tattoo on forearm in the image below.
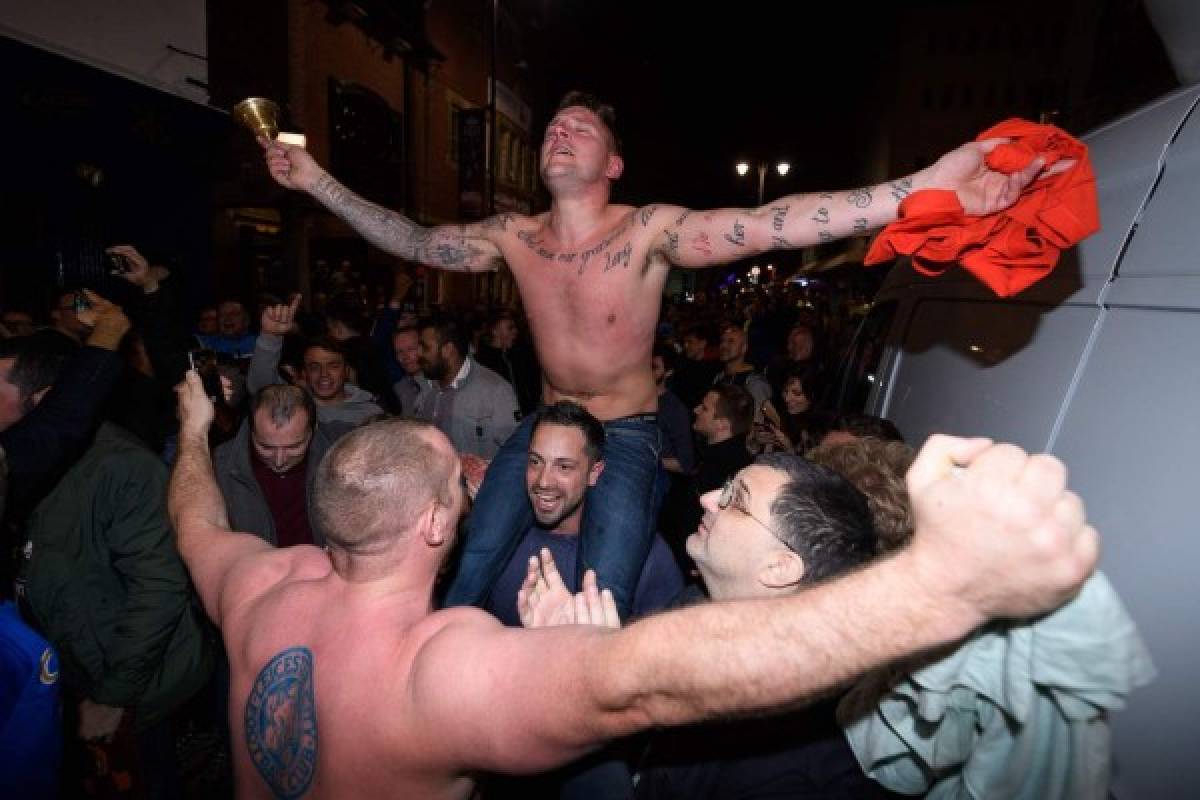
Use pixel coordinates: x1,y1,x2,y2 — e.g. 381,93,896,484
889,177,913,202
853,218,869,233
811,207,830,225
847,187,873,209
771,205,789,232
724,220,747,247
639,205,660,227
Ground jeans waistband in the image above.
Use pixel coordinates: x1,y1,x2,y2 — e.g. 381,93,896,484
610,413,658,424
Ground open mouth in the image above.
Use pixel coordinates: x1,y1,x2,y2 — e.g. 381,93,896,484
532,490,561,513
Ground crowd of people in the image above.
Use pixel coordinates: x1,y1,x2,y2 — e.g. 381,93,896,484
0,90,1110,799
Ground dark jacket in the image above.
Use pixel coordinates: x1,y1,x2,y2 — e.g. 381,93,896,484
475,341,542,417
19,424,214,730
213,417,352,546
1,345,123,520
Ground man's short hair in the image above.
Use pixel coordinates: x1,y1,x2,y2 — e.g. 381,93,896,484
0,332,77,407
807,438,915,553
828,413,904,443
755,452,877,584
556,90,622,156
531,401,605,465
251,384,317,434
304,336,349,361
489,308,517,328
710,384,754,436
418,314,470,360
313,418,454,553
393,324,418,340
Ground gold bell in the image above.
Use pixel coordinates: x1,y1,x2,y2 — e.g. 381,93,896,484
232,97,281,141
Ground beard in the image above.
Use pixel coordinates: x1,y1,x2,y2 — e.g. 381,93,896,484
530,490,585,531
421,357,447,382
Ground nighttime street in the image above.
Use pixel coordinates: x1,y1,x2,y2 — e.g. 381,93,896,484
0,1,1197,798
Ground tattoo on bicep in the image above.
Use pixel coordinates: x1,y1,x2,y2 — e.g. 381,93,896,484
639,205,660,227
246,647,317,799
853,218,868,233
692,232,714,256
811,207,830,224
847,187,873,209
665,230,680,260
771,206,789,232
723,221,746,247
675,210,691,226
818,231,834,242
772,236,793,249
481,213,514,231
889,177,913,202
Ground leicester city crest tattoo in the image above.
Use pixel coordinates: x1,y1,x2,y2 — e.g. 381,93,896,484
245,646,318,798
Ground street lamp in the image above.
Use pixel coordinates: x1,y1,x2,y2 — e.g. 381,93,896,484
736,160,791,206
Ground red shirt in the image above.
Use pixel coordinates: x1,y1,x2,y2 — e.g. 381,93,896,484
249,443,314,548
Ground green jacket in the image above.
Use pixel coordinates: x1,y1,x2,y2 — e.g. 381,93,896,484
19,424,214,730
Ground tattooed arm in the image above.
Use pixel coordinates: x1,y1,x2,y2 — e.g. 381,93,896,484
263,139,506,272
650,137,1058,269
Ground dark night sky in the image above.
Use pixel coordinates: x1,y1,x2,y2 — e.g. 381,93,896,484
528,1,903,208
519,0,1176,211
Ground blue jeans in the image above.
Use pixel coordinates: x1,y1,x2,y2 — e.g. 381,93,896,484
442,413,662,619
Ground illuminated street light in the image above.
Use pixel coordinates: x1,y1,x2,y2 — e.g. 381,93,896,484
736,160,791,206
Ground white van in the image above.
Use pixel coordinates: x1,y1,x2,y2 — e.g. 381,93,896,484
840,83,1200,798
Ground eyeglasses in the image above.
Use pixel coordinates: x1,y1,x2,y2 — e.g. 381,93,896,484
718,478,778,538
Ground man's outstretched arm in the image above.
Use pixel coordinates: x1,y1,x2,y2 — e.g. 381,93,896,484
262,138,506,272
414,435,1098,774
167,371,277,623
651,137,1059,269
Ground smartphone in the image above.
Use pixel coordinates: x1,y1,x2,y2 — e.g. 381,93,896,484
106,252,130,274
188,348,224,402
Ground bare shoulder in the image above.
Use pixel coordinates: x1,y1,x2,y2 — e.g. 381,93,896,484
634,203,690,231
474,211,537,237
221,544,333,623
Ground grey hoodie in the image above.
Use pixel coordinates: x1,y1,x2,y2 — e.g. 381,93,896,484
248,333,384,427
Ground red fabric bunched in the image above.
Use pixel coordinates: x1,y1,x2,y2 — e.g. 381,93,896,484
864,118,1100,297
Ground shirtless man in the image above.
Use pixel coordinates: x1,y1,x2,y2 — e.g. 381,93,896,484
170,369,1095,798
262,91,1060,617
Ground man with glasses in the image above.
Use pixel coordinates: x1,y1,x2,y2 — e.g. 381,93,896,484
523,454,898,797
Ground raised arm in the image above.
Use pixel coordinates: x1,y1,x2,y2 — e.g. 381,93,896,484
167,371,279,623
414,435,1097,774
651,137,1057,269
262,138,505,273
